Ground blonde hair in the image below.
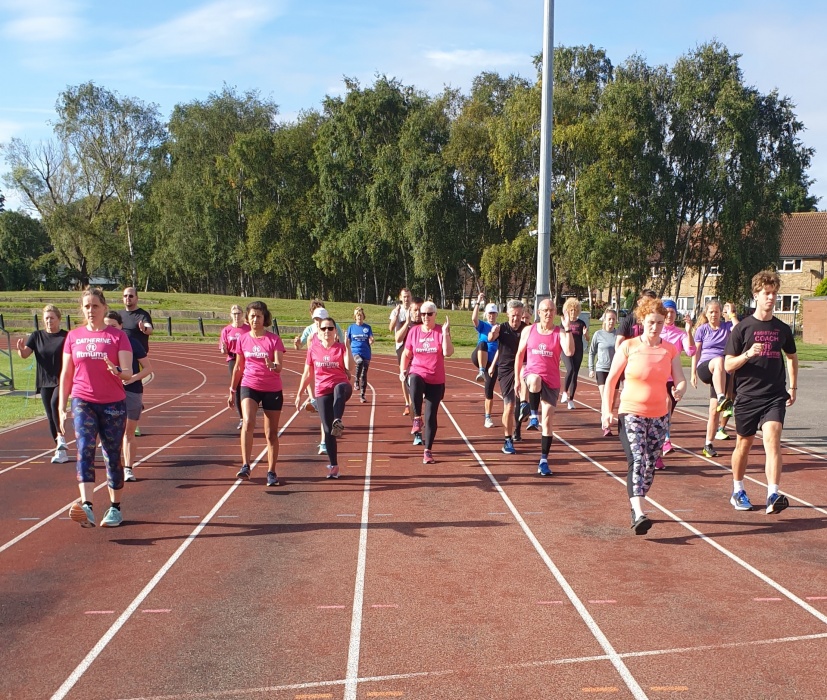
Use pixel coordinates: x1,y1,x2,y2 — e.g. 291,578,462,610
43,304,62,320
562,297,581,315
752,270,781,294
80,287,107,308
354,306,366,319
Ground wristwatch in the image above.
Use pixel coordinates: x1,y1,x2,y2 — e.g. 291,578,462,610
115,366,123,374
561,327,571,333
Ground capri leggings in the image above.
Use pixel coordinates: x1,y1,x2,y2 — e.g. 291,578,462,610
316,383,353,467
408,374,445,450
562,349,584,399
618,413,669,498
40,385,61,441
72,398,127,489
228,358,242,418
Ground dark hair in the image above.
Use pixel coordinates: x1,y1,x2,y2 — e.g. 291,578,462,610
640,289,657,299
246,301,272,326
105,310,123,325
412,296,425,305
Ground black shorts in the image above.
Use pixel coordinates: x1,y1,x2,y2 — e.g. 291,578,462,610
498,368,517,404
539,382,560,407
595,371,610,387
240,386,284,412
396,345,404,365
734,395,787,437
470,342,493,368
696,360,718,399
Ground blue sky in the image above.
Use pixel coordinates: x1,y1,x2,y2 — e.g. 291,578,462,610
2,0,825,210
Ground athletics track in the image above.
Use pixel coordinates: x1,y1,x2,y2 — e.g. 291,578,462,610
1,342,826,700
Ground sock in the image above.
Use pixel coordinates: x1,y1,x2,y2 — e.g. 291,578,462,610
733,480,744,492
111,502,121,510
705,442,713,449
485,414,491,420
541,435,552,457
768,484,779,496
717,393,725,400
529,391,541,411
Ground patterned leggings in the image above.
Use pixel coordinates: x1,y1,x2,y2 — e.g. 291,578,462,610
618,413,669,498
72,398,127,489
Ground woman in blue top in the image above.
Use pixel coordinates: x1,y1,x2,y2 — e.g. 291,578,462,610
471,293,499,428
346,307,374,403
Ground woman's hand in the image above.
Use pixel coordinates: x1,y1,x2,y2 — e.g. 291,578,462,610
690,371,697,389
443,316,450,332
294,392,303,409
589,370,595,379
671,386,684,402
601,411,613,430
227,390,235,408
103,357,121,376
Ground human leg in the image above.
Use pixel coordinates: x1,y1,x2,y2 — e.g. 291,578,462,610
262,408,282,473
422,381,445,451
316,392,337,468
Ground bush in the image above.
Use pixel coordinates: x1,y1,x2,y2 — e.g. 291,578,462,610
814,278,827,297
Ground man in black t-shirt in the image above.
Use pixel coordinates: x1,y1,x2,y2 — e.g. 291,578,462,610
724,271,798,515
488,300,528,454
121,287,153,355
615,289,657,349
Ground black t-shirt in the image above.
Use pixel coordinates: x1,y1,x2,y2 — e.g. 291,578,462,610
618,314,643,340
124,336,148,394
569,318,588,355
724,315,796,400
122,308,153,353
494,321,527,370
25,330,68,391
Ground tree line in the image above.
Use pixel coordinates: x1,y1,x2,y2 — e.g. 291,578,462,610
1,41,817,309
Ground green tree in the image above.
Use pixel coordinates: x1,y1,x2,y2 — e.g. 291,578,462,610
0,210,51,289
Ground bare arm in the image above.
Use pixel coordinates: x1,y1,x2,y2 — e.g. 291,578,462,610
786,353,798,406
294,362,314,409
126,354,154,385
57,353,74,433
442,317,454,358
514,326,531,379
601,344,628,428
16,338,33,359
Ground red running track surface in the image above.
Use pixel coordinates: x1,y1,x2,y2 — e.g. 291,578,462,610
1,342,826,700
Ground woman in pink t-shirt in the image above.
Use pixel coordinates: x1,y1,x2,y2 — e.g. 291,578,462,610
295,316,354,479
220,304,250,429
399,300,454,464
58,288,133,529
229,301,285,486
601,297,686,536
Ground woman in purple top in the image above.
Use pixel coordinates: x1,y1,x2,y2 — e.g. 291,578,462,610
691,299,736,457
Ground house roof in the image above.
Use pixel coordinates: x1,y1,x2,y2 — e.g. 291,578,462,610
780,212,827,258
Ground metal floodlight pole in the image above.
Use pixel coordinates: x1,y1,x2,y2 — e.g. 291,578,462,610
534,0,554,319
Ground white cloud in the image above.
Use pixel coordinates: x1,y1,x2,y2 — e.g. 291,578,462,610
425,48,527,71
0,0,84,42
113,0,286,62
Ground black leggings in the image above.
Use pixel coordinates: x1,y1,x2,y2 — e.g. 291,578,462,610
316,383,353,466
562,350,584,399
409,375,445,450
40,385,61,441
228,359,242,418
355,357,370,395
471,344,498,399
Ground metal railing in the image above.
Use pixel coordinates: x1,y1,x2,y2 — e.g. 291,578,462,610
0,314,15,391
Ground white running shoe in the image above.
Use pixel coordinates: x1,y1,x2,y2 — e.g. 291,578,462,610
51,448,69,464
236,420,243,430
124,467,136,482
484,416,494,429
567,400,575,410
56,435,67,449
560,392,569,404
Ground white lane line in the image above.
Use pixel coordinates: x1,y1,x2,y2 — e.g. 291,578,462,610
343,383,376,700
554,433,827,627
50,408,303,700
440,402,649,700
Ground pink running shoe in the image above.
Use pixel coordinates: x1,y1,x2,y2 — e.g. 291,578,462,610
655,457,665,470
422,449,435,464
602,427,612,438
411,417,423,434
662,440,674,455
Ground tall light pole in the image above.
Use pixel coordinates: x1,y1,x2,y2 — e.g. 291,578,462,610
534,0,554,318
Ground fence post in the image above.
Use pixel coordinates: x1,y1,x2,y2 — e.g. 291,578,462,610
66,315,71,330
198,317,205,336
167,317,173,336
272,317,280,335
34,314,40,330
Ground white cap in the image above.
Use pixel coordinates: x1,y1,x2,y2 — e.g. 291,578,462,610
312,308,329,320
484,303,499,314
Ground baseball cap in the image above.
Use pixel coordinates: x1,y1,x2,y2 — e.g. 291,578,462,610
312,308,330,320
484,303,499,314
662,299,677,311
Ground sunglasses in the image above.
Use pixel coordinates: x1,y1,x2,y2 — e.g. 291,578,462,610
320,326,336,331
420,311,435,316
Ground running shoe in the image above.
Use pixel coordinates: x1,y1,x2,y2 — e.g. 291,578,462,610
484,416,494,429
502,438,516,455
403,405,410,416
237,420,243,430
266,471,279,487
567,400,575,410
326,465,340,479
318,443,327,455
602,427,612,438
560,392,568,404
51,447,69,464
475,368,485,383
722,405,734,418
412,432,423,446
527,416,540,431
124,467,136,482
512,431,522,443
662,440,674,455
331,418,344,438
360,395,367,403
304,398,318,413
56,435,67,450
715,427,730,440
702,444,718,458
422,449,435,464
655,457,665,470
716,396,732,414
69,502,95,528
537,458,552,476
236,464,251,480
766,493,789,515
354,379,360,391
134,427,141,437
518,402,530,423
411,417,423,434
730,489,753,511
631,514,652,535
100,506,123,528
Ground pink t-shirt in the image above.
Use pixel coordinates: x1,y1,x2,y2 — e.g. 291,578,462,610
524,324,563,389
220,323,250,362
237,331,286,392
63,326,132,404
306,341,348,396
405,324,446,384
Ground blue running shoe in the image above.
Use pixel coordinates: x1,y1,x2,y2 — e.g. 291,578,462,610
537,458,552,476
266,471,279,487
100,506,123,528
69,502,95,528
412,432,423,446
730,489,752,511
502,438,516,455
766,493,789,515
527,416,540,431
518,402,531,423
236,464,251,480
